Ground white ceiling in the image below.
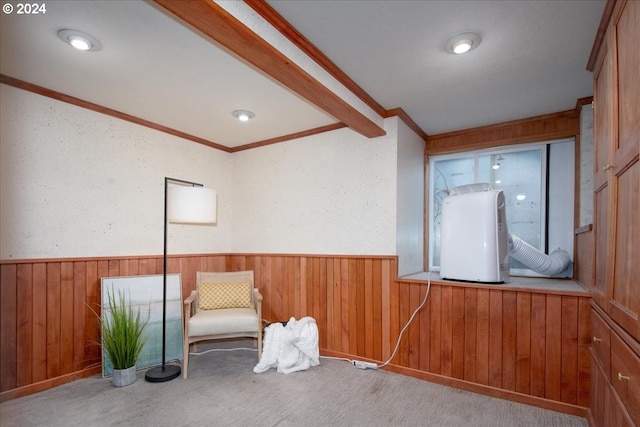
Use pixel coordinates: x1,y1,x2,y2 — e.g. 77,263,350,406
0,0,604,149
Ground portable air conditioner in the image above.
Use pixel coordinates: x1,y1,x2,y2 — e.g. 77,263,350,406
439,188,510,283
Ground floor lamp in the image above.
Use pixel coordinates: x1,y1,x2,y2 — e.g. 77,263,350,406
145,177,217,382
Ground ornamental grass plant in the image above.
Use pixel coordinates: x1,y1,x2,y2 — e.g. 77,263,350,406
102,289,149,370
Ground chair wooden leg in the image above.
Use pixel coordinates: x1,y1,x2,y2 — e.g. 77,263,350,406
183,339,189,379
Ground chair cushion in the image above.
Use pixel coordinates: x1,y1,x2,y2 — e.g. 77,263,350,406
188,308,259,337
198,281,252,310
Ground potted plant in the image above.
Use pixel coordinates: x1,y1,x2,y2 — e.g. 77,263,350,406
101,288,149,387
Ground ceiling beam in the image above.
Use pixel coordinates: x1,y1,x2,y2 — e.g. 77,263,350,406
153,0,385,139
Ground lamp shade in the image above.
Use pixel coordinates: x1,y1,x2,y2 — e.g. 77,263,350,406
167,186,217,224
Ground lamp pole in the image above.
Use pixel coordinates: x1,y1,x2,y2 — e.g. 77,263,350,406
145,177,206,383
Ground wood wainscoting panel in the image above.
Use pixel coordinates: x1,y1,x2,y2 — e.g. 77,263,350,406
1,254,591,416
0,254,227,401
389,279,590,411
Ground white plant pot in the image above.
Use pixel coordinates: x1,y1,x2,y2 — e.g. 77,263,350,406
112,365,136,387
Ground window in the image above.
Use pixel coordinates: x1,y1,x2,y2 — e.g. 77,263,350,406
428,139,574,277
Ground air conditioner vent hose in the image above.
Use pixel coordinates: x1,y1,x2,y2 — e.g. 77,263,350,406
509,234,571,276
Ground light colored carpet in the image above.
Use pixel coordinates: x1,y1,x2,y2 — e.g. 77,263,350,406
1,345,587,427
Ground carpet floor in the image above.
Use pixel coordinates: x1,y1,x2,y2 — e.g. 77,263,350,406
1,346,588,427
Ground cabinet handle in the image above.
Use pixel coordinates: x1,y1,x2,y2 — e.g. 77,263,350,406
618,372,631,381
592,336,603,343
602,163,615,171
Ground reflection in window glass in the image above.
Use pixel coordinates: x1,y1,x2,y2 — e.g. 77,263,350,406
429,146,545,272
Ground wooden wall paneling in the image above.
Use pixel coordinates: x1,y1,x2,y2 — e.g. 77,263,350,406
440,285,453,377
280,256,290,326
136,258,149,275
46,262,61,380
284,256,295,322
347,259,357,355
84,261,99,368
530,293,547,398
396,273,410,367
364,259,374,360
179,255,200,297
318,257,328,350
418,282,430,373
309,258,318,337
339,258,350,353
428,284,442,374
545,294,562,401
60,262,74,375
409,282,422,369
290,256,301,322
463,288,477,382
32,263,48,384
261,255,274,319
127,258,139,275
372,259,383,362
502,291,517,391
16,264,33,387
516,292,532,395
118,259,129,276
330,258,340,352
561,296,579,404
426,110,580,155
0,264,17,392
475,288,490,385
488,289,503,388
107,259,119,277
451,286,465,380
72,262,86,373
380,259,391,361
325,258,334,350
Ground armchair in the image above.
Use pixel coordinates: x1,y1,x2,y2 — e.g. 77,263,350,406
183,270,262,378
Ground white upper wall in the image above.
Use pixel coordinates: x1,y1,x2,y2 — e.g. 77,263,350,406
1,85,404,259
396,118,425,276
0,84,232,259
231,119,398,255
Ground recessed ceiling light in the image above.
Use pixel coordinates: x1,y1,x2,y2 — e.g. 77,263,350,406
445,33,481,55
232,110,255,122
57,29,102,52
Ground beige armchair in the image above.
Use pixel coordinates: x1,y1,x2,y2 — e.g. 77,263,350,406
183,270,262,378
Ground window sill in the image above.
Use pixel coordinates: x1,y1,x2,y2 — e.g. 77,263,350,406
400,271,590,296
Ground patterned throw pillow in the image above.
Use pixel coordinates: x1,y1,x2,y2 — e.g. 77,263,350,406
198,281,252,310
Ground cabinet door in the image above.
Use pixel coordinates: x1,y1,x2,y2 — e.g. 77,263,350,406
610,332,640,425
609,0,640,340
591,308,611,378
590,350,635,427
592,28,614,307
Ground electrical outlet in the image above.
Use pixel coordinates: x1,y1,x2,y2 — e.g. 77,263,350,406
353,360,378,370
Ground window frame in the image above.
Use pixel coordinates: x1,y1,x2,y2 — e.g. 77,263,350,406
427,139,574,277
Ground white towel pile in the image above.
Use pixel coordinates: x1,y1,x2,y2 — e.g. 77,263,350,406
253,316,320,374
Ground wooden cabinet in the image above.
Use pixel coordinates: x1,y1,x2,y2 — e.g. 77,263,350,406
588,1,640,425
592,0,640,341
607,0,639,342
610,332,640,424
590,306,637,427
591,347,634,427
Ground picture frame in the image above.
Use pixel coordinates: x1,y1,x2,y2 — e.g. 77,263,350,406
100,274,183,377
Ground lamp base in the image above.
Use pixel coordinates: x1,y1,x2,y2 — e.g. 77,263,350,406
145,364,181,382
